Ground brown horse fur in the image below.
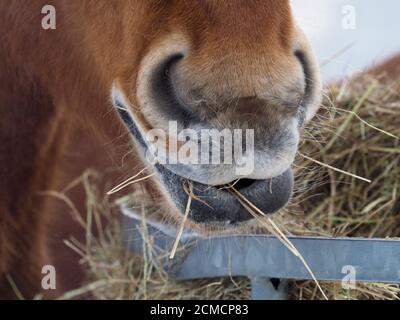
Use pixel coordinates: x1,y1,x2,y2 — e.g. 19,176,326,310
0,0,397,299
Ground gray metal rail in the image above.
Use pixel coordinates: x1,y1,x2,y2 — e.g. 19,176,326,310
121,205,400,300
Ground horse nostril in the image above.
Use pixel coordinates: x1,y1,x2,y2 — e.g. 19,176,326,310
149,53,203,127
295,50,312,102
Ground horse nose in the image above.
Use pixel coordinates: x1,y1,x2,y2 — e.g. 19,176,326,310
167,62,304,123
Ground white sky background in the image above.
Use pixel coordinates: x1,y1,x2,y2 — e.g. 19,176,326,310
291,0,400,83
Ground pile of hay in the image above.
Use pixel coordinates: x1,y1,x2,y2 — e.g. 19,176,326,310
63,74,400,300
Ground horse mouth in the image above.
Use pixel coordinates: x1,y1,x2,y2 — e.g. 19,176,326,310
154,163,294,225
112,91,295,225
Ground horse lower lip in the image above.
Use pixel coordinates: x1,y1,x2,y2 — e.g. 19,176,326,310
155,164,294,224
